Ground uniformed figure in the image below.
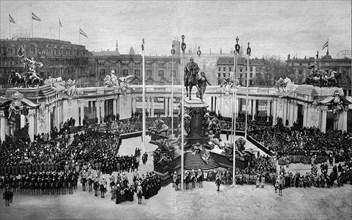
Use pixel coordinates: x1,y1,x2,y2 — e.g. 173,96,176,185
197,169,203,188
191,169,196,189
3,187,12,206
93,177,99,197
260,175,265,188
173,171,178,190
137,181,143,204
100,177,107,198
215,174,221,191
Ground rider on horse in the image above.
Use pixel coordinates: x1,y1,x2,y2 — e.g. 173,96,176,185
184,58,200,100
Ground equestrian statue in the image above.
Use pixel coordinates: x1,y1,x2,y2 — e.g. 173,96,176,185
8,46,44,88
184,58,200,100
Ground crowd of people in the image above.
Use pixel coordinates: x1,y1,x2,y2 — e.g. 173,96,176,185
248,124,352,165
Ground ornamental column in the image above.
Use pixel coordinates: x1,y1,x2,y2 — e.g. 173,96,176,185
272,98,277,126
96,101,101,124
100,100,105,121
0,110,6,142
266,100,271,122
151,97,155,117
113,99,117,115
79,100,84,126
132,97,137,114
321,107,327,133
303,104,309,127
252,99,257,120
147,96,150,117
28,109,35,142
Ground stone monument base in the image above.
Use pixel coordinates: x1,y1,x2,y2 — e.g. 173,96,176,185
184,97,209,146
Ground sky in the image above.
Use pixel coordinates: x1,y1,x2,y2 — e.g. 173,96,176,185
0,0,351,59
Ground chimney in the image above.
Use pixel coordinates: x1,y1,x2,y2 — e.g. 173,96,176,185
287,54,290,60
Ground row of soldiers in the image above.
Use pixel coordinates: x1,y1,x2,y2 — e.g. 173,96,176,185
0,170,79,195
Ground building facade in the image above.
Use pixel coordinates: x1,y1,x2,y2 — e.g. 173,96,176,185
216,56,265,86
0,38,92,88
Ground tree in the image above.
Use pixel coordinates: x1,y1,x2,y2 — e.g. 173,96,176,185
263,56,295,86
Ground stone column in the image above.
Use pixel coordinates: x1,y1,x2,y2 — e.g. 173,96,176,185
113,99,117,115
132,97,137,114
28,109,35,142
252,99,257,120
282,100,287,126
0,110,6,142
147,96,150,117
47,106,51,133
151,97,155,117
321,107,327,133
79,100,84,126
169,97,172,117
101,100,105,121
303,104,309,127
272,99,277,126
339,110,348,132
266,100,271,122
96,101,101,124
164,98,167,117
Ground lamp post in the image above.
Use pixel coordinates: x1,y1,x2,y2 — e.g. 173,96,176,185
244,42,251,139
142,39,146,153
180,35,186,190
232,36,240,186
171,47,175,137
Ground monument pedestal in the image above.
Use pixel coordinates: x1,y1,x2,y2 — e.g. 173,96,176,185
184,97,209,147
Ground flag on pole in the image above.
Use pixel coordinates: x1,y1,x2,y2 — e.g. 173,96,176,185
141,38,145,51
32,12,41,21
59,19,63,27
79,28,88,38
322,41,328,50
9,14,16,23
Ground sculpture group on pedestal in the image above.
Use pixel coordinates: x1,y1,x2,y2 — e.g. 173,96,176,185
103,70,136,95
305,62,340,87
8,46,44,88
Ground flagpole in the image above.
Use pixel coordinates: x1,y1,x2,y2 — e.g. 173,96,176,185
9,19,11,39
32,14,33,38
79,28,80,45
180,35,186,191
59,21,60,40
171,49,175,137
142,39,146,153
245,52,249,139
232,47,237,186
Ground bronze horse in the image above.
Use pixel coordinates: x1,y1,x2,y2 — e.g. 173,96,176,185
184,58,200,100
8,70,26,87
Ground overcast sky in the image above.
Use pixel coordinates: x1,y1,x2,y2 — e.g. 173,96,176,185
1,0,351,59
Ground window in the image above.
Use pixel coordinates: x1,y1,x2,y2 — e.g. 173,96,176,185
147,70,152,77
240,68,243,72
123,69,128,76
170,70,176,77
223,73,226,77
240,74,243,78
250,67,253,71
158,70,164,77
229,67,232,71
218,73,221,77
223,67,226,71
218,67,221,71
299,69,303,75
135,69,141,76
250,73,253,78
